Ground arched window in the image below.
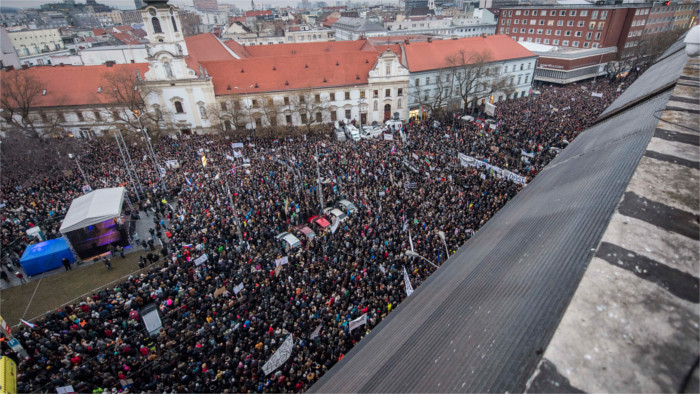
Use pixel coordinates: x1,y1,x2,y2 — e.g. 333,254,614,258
174,101,184,113
152,17,162,34
172,16,178,32
199,105,206,118
164,62,173,77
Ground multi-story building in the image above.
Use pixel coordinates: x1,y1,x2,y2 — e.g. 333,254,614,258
405,35,537,119
497,3,695,52
0,27,21,70
670,1,698,30
385,13,497,38
0,0,537,137
134,0,145,9
6,27,70,66
284,27,336,43
332,17,387,40
122,10,143,25
193,0,219,13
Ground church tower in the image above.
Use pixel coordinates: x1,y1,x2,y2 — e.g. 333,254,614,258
138,0,217,134
140,0,195,80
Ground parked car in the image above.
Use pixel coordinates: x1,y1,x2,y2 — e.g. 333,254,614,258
323,207,348,223
345,125,361,141
334,128,346,142
275,232,302,250
337,199,358,215
385,119,403,131
298,226,316,241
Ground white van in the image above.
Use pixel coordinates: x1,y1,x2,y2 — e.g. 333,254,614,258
323,207,348,222
275,232,302,250
385,119,403,131
345,125,361,141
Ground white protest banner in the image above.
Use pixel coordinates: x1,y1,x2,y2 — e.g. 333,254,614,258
403,266,414,296
458,153,527,185
379,265,386,275
310,324,322,340
521,150,535,159
194,254,208,266
275,256,289,266
243,158,250,164
383,133,394,141
331,216,339,234
82,185,92,194
263,335,294,375
411,153,419,160
348,313,367,332
233,150,243,158
164,160,179,169
591,92,603,98
233,282,244,294
226,155,234,161
232,142,244,149
409,231,414,252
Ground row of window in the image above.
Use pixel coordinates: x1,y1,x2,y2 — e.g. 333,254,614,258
221,108,391,131
220,89,404,110
505,9,609,19
505,19,606,30
412,64,530,87
502,27,603,40
513,36,599,48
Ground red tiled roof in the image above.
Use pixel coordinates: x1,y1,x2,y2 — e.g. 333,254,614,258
112,32,141,45
92,28,106,36
322,17,339,27
403,35,536,72
201,52,377,95
83,36,97,43
113,25,134,33
229,16,246,24
1,63,150,108
244,40,367,58
131,29,147,38
222,40,252,59
185,33,236,62
245,10,273,17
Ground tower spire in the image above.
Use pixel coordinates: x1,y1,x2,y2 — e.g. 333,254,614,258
251,0,255,11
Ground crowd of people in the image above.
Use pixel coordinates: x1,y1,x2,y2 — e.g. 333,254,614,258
1,79,631,392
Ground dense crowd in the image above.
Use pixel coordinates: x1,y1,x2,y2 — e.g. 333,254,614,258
1,79,630,392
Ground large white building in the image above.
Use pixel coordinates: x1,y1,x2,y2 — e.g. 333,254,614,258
0,0,536,137
6,27,70,66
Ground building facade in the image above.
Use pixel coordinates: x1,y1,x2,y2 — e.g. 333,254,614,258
7,28,67,65
1,0,537,138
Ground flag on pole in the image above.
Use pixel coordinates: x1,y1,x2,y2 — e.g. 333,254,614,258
310,324,322,340
185,177,192,186
20,319,36,328
390,145,396,155
403,266,414,296
201,155,207,167
409,231,414,252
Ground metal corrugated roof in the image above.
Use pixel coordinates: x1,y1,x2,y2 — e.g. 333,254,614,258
312,80,677,393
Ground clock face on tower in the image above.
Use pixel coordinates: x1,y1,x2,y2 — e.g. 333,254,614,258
149,8,157,16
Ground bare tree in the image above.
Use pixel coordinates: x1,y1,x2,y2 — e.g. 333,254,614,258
208,99,247,135
1,71,46,137
411,70,453,117
260,97,283,136
475,69,515,108
100,67,164,136
445,50,492,113
290,88,328,134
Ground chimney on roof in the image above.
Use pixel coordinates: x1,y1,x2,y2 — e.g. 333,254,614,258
59,63,65,67
482,33,487,38
255,83,259,88
106,61,114,67
273,66,276,70
21,65,28,69
427,37,432,43
227,85,232,90
241,69,245,73
285,80,289,85
5,66,14,71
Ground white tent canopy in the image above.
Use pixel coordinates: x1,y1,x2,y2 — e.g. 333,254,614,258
59,187,126,233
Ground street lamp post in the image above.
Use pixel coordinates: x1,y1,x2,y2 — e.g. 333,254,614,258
117,128,145,196
405,250,439,269
234,85,254,129
314,145,325,214
134,111,168,195
69,153,90,190
113,132,140,201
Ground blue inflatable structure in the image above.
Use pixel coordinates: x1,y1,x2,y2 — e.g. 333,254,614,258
19,238,75,276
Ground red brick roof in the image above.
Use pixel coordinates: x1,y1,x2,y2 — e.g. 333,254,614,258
322,17,339,27
403,35,536,72
201,52,378,95
243,40,367,58
185,33,236,62
222,40,252,59
113,25,134,33
1,63,150,108
92,28,106,36
245,10,273,17
112,32,142,45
